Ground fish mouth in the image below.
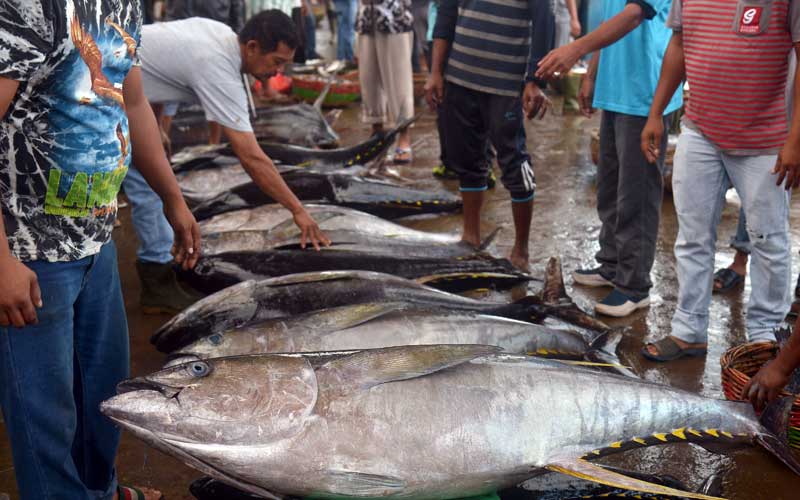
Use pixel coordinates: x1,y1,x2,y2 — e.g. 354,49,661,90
117,377,183,399
163,353,202,368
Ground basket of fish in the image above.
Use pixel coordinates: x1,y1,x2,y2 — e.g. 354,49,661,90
721,341,800,448
292,75,360,107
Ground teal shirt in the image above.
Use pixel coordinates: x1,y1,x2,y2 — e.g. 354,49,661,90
593,0,682,117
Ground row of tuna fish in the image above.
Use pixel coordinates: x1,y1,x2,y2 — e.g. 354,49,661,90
102,106,800,500
104,262,800,500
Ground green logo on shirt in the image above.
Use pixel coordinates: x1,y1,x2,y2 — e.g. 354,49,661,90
44,166,128,217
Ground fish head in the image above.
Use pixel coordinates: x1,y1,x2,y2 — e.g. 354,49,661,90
171,330,251,360
102,355,318,445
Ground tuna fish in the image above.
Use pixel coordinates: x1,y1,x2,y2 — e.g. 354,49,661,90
151,259,608,354
101,345,800,500
197,204,461,246
178,244,531,295
190,169,462,221
168,302,617,365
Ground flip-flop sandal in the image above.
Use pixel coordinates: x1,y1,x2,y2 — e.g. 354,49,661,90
712,268,744,294
641,337,707,362
118,485,164,500
393,147,413,164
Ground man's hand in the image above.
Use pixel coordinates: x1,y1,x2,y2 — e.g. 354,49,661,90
535,43,582,80
425,72,445,111
570,18,582,38
578,75,595,117
163,198,201,270
522,82,550,120
293,209,331,251
641,116,665,164
744,360,792,411
773,140,800,190
0,255,42,328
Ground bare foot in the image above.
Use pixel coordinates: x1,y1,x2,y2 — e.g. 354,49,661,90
510,249,530,273
643,336,705,357
115,486,162,500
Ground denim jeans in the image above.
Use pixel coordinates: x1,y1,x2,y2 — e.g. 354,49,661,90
0,242,128,499
334,0,357,61
304,10,317,59
672,128,791,344
729,207,751,255
122,165,174,264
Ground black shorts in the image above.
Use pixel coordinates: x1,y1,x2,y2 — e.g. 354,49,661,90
440,81,535,201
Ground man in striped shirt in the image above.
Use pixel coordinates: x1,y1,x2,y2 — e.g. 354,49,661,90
641,0,800,362
425,0,552,271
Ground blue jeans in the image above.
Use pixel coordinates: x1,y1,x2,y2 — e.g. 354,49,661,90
334,0,357,61
0,242,128,499
730,207,751,254
672,128,791,344
122,165,174,264
305,10,317,59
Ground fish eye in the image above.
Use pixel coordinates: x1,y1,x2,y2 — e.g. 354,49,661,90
208,334,223,345
188,361,210,378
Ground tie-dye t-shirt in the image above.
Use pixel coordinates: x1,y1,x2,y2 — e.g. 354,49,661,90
0,0,142,262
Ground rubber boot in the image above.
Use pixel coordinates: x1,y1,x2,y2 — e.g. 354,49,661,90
136,261,203,315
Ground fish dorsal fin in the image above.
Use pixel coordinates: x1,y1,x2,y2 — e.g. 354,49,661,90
315,344,500,395
313,302,408,331
546,458,726,500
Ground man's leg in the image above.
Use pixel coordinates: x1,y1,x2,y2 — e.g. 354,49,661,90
0,258,91,498
441,83,490,247
609,113,669,301
726,153,792,343
669,128,729,346
71,242,129,497
484,93,535,271
122,165,198,314
582,110,619,284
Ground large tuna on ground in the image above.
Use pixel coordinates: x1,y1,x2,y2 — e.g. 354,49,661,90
102,345,800,500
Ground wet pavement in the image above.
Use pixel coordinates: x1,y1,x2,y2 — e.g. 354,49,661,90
3,97,800,498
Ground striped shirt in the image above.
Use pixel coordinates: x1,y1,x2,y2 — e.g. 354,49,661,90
433,0,551,97
669,0,800,154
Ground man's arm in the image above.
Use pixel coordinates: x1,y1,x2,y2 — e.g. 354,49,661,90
578,51,600,117
535,3,647,79
772,42,800,190
640,32,684,163
424,0,457,109
0,77,42,327
566,0,581,37
225,128,330,250
123,67,201,270
744,311,800,410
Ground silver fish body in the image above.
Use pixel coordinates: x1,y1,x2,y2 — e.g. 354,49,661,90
102,347,788,500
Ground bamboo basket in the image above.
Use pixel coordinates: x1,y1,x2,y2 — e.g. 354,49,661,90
720,341,800,448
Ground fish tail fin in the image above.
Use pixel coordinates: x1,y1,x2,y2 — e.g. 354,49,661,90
757,396,800,475
479,228,502,251
585,331,638,378
541,256,570,305
314,79,333,110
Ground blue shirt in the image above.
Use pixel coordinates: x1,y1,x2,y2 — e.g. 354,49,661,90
593,0,682,117
433,0,552,97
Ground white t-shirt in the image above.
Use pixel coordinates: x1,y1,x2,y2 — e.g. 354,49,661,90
140,18,253,132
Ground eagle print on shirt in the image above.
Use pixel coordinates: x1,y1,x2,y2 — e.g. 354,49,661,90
0,0,141,262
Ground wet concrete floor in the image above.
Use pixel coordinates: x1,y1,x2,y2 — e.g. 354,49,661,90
3,97,800,498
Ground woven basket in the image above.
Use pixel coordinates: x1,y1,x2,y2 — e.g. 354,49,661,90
720,341,800,448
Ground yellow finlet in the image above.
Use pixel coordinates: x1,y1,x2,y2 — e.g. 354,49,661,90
672,428,687,440
609,441,623,448
653,433,668,442
721,431,734,439
688,428,703,437
705,429,720,438
632,437,647,445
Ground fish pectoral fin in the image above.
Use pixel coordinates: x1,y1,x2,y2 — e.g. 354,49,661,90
545,458,726,500
326,302,407,330
318,470,406,497
316,344,501,393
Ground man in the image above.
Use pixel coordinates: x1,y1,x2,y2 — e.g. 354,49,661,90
127,10,329,314
536,0,681,318
160,0,247,143
640,0,800,361
0,1,198,498
745,313,800,411
425,0,552,271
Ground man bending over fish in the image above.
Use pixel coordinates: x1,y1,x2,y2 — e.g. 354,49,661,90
126,9,331,314
425,0,552,272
